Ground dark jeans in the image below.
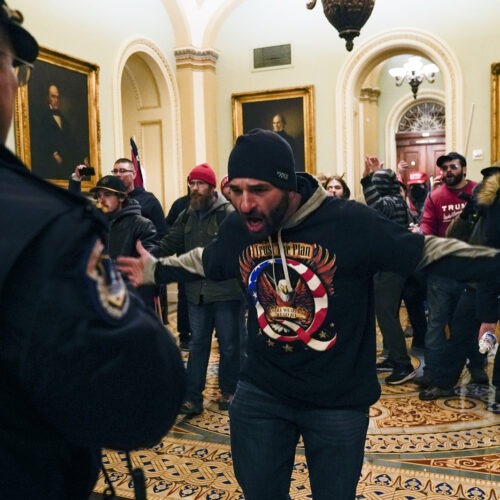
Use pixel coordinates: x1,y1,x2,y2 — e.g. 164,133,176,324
177,283,190,343
433,288,486,388
401,272,427,349
186,300,242,404
374,271,411,365
424,276,484,381
493,350,500,389
229,380,369,500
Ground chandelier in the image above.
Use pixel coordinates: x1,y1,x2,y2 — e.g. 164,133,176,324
388,56,439,99
306,0,375,52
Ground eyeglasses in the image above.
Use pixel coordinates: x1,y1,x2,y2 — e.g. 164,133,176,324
13,56,33,86
111,168,134,174
439,163,461,171
0,50,33,86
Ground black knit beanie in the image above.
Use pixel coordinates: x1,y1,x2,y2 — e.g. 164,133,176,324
227,128,297,191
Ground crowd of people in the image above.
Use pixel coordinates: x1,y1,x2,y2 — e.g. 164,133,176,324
2,1,499,498
318,154,499,401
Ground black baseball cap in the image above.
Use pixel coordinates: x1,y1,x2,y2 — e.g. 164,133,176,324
89,175,127,196
436,152,467,168
0,1,38,63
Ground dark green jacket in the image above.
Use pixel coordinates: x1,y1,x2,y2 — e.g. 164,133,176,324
155,193,242,304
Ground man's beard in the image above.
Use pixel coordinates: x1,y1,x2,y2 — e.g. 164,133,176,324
239,192,290,240
444,170,464,187
190,192,212,211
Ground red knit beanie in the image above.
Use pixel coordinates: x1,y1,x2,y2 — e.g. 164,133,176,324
188,163,216,187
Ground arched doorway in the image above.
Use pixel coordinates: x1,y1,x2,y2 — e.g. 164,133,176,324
113,39,182,210
336,28,463,199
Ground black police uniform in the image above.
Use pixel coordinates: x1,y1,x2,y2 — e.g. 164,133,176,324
0,145,186,499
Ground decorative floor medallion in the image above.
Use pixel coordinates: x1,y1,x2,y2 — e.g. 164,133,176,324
93,310,500,499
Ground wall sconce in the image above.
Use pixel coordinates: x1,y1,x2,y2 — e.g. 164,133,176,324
389,56,439,99
306,0,375,52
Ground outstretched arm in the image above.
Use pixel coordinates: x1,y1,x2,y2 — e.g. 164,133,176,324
116,240,156,286
116,240,204,286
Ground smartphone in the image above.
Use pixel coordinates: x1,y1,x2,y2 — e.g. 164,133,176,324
79,166,95,177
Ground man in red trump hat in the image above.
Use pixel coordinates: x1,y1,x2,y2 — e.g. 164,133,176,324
154,163,245,416
406,170,429,221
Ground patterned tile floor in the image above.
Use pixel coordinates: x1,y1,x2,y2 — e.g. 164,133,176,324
93,310,500,499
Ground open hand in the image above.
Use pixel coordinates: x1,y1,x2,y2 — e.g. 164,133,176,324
364,156,383,177
116,240,152,287
397,160,409,172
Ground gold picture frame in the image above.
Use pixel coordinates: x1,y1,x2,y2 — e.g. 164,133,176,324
491,62,500,164
232,85,316,174
14,47,100,188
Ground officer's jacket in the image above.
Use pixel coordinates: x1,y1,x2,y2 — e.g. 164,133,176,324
0,146,185,499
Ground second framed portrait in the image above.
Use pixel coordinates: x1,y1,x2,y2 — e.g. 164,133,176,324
232,85,315,173
14,47,100,188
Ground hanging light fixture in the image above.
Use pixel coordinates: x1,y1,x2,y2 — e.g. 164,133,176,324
306,0,375,52
388,56,439,99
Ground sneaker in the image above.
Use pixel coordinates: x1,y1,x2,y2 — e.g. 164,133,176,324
179,400,202,417
218,393,233,411
385,364,416,385
413,373,433,388
468,368,489,385
419,386,454,401
376,358,395,372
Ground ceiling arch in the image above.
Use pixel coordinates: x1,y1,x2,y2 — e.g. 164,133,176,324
164,0,245,48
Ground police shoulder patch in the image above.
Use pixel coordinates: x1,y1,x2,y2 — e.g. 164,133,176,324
86,239,130,320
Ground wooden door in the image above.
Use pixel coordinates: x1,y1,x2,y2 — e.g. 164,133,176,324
396,131,445,182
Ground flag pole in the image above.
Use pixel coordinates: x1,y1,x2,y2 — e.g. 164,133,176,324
130,136,144,187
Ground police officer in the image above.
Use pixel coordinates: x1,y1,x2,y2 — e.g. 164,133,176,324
0,2,185,498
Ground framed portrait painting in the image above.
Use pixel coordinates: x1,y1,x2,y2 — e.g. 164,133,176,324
491,62,500,164
232,85,315,173
14,47,100,188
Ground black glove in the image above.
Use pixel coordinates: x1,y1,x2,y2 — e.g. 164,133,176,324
459,200,475,220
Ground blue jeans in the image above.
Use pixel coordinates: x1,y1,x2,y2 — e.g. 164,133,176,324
186,300,242,404
229,380,369,500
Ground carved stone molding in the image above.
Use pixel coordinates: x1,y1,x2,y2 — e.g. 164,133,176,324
360,87,381,102
174,46,219,71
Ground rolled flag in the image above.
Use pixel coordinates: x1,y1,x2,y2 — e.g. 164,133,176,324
130,137,144,187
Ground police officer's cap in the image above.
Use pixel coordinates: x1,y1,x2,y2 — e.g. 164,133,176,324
0,1,38,63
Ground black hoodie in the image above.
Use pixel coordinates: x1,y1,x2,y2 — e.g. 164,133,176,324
202,173,424,408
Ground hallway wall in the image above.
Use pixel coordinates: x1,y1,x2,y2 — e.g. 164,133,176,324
215,0,500,183
7,0,500,205
8,0,176,200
